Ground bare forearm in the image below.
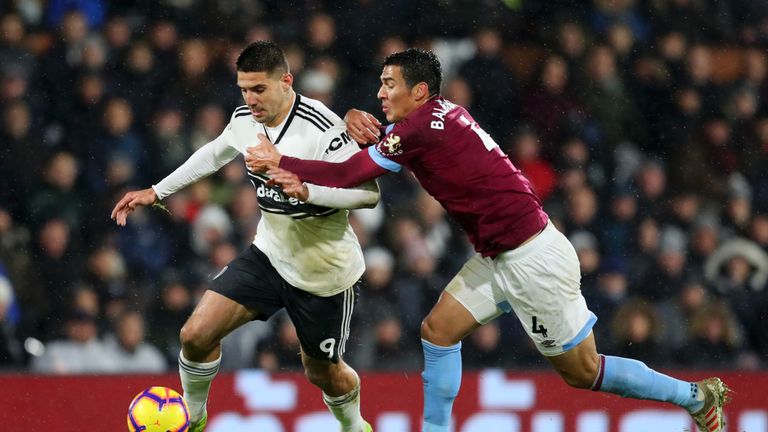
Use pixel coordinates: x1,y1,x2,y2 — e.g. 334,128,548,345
279,151,386,188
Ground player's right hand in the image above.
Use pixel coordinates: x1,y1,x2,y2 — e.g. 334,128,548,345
345,109,381,145
110,187,158,226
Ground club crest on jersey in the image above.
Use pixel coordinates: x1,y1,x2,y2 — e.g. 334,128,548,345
378,134,402,156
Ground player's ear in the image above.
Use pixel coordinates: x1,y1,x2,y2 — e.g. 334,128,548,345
281,72,294,89
413,82,429,101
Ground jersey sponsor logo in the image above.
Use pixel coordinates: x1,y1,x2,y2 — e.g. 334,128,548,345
378,134,402,156
324,131,353,154
247,171,338,219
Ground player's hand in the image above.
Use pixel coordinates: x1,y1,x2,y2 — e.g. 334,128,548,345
246,133,282,173
110,187,158,226
266,167,309,201
345,109,381,145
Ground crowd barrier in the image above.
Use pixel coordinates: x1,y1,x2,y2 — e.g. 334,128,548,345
1,370,766,431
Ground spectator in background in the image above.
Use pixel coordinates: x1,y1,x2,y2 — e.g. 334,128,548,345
581,43,649,169
555,19,589,86
721,173,754,237
27,152,85,230
704,237,768,348
679,302,743,370
146,278,194,365
147,104,189,179
115,205,172,279
521,54,584,149
628,216,660,287
564,185,599,233
609,299,664,366
39,10,92,123
585,256,630,344
597,185,638,258
113,40,163,127
0,100,43,215
255,314,303,372
0,13,36,79
31,309,114,374
682,44,724,115
463,321,510,369
64,72,107,159
634,158,668,219
569,230,601,294
657,279,711,350
83,246,127,315
189,104,226,152
640,225,690,302
367,312,419,372
85,97,145,193
458,27,517,138
103,309,166,373
32,217,82,338
508,127,558,202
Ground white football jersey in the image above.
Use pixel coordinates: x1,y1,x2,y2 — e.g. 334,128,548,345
155,94,372,296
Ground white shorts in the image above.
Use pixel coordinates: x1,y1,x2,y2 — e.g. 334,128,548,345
446,222,596,356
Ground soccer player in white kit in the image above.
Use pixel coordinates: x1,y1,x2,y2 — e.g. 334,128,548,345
111,41,376,432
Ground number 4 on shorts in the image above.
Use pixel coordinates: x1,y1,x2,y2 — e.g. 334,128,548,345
531,316,548,338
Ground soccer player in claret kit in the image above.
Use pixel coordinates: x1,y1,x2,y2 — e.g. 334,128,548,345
112,41,376,432
247,48,730,432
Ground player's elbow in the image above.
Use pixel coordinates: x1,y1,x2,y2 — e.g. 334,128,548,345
360,191,380,209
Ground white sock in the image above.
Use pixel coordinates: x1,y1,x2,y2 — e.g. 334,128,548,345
179,350,221,422
323,371,364,432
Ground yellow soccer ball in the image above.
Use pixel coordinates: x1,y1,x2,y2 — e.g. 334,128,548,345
127,386,190,432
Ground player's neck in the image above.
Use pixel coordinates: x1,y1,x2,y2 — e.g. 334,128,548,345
401,94,439,121
266,90,296,128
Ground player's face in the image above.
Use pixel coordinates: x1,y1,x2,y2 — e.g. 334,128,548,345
237,70,294,127
378,65,419,122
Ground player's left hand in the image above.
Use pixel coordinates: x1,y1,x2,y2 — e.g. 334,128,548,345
345,109,381,145
246,133,281,172
266,167,309,201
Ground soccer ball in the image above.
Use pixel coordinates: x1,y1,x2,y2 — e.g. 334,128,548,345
127,386,190,432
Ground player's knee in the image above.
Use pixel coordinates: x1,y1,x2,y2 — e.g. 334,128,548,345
557,358,599,389
179,322,218,359
304,362,333,389
421,317,447,344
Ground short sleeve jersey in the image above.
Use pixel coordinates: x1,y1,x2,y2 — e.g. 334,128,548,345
367,96,548,257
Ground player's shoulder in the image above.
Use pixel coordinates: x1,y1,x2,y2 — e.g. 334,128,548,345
228,104,253,128
398,96,461,136
230,104,251,121
295,94,344,132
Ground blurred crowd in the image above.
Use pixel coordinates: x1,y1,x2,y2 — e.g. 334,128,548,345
1,0,768,374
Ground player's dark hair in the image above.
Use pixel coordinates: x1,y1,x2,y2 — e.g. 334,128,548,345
383,48,442,96
236,40,289,75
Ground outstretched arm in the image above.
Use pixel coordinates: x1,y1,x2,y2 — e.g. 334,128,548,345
246,133,388,188
112,133,239,226
280,150,387,188
266,167,380,209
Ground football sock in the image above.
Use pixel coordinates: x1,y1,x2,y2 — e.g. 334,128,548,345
179,350,221,422
422,339,462,432
592,354,704,413
323,370,364,432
